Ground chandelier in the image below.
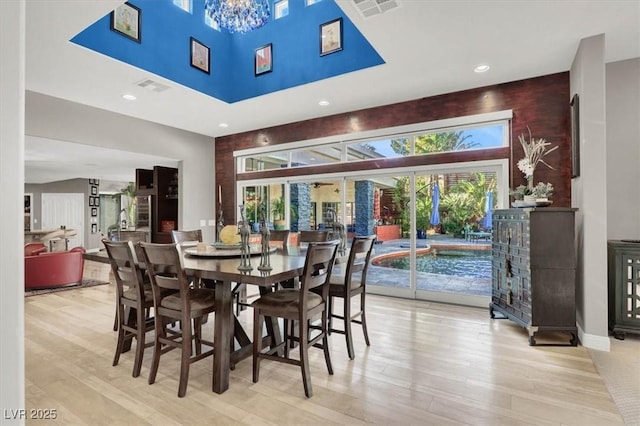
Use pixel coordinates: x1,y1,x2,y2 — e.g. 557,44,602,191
205,0,271,34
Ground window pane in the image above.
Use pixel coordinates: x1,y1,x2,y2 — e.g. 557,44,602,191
291,146,341,167
347,138,408,161
243,152,288,171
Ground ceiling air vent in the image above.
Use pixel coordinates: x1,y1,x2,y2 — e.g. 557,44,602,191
135,78,171,93
352,0,399,18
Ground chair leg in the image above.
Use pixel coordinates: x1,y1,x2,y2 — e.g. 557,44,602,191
193,317,202,356
344,296,355,360
113,305,118,332
360,292,370,346
322,308,334,375
132,306,145,377
253,311,263,383
112,305,125,367
283,319,290,358
148,317,164,385
299,318,313,398
327,295,333,335
178,317,192,398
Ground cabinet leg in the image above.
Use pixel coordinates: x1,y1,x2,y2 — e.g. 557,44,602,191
613,331,626,340
528,335,536,346
569,333,578,346
489,305,495,319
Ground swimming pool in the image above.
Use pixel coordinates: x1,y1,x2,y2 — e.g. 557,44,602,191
372,248,492,279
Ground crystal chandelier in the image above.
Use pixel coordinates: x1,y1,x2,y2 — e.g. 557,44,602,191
205,0,271,34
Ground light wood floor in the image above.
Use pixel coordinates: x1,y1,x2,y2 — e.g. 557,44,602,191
24,261,629,425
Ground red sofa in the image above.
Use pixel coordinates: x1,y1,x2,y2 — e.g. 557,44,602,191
25,246,86,290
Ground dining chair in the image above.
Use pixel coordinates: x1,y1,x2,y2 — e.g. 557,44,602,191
298,230,331,246
139,242,216,398
103,239,154,378
171,229,207,288
116,230,149,243
171,229,203,244
232,228,292,316
252,239,340,398
325,235,376,360
269,229,290,252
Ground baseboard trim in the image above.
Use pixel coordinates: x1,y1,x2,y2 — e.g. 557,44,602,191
578,324,611,351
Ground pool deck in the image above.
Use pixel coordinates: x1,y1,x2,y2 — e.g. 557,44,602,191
363,235,492,296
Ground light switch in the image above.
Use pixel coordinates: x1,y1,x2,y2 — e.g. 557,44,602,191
208,219,215,226
200,219,206,227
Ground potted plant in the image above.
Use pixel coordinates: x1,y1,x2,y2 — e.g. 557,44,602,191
119,182,136,228
271,197,286,230
511,127,557,204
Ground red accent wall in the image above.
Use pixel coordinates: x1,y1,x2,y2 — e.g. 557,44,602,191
216,72,570,222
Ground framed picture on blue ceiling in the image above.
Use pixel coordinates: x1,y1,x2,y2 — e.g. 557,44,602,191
320,18,342,56
190,37,210,74
110,2,141,43
255,43,273,76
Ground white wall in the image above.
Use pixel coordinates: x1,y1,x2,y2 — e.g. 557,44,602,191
25,91,216,242
606,58,640,240
570,34,610,350
0,0,25,419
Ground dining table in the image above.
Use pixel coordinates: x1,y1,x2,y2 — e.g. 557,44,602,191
179,245,307,394
86,242,329,394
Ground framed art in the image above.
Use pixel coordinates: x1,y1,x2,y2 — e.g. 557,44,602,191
91,207,97,217
190,37,210,74
91,186,98,196
255,43,273,76
91,224,98,234
110,2,141,43
89,197,95,207
94,197,100,207
571,93,580,178
320,18,342,56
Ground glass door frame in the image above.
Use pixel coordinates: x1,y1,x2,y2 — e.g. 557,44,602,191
237,159,508,308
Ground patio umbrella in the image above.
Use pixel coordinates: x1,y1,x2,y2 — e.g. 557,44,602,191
482,191,493,229
430,184,440,226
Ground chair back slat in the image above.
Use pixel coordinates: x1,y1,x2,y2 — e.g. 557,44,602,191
103,240,145,300
139,242,190,306
300,240,340,293
269,229,290,251
171,229,203,244
344,235,376,289
299,230,331,247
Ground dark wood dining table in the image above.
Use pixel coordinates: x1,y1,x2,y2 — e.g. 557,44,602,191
86,245,310,394
180,248,306,394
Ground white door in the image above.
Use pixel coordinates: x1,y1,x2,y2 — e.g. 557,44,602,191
41,193,84,249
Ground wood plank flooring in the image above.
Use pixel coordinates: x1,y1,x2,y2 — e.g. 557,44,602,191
24,261,627,425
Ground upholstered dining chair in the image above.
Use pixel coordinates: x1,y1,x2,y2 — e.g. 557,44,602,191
103,239,154,378
252,239,340,398
139,242,216,398
325,235,376,360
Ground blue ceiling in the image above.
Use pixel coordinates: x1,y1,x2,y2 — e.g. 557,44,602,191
71,0,385,103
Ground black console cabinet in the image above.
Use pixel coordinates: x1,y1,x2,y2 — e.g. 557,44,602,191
490,208,578,345
607,240,640,339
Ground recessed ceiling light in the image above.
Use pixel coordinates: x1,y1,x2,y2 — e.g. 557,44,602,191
318,100,330,107
122,93,137,100
218,123,229,128
474,65,490,73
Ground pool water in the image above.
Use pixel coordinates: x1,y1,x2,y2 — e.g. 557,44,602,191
374,249,492,279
